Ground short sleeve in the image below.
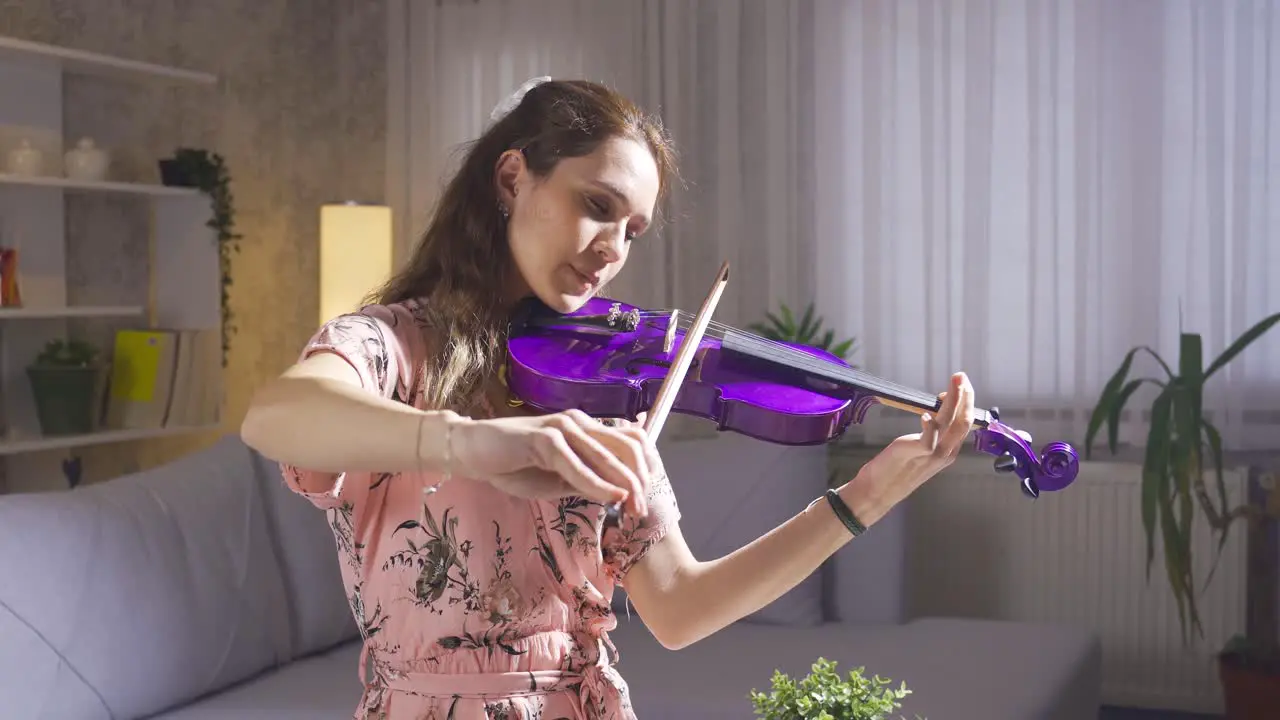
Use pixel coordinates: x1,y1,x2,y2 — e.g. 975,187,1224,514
600,452,682,583
278,304,419,510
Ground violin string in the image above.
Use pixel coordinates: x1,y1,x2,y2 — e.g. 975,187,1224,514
601,309,946,408
636,310,940,408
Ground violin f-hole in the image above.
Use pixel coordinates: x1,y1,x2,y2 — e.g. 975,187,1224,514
624,356,703,375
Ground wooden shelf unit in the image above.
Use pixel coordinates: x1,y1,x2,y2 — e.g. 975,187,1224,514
0,34,221,493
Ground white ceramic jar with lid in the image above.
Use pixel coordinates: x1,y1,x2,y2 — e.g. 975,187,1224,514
6,139,44,176
64,137,110,181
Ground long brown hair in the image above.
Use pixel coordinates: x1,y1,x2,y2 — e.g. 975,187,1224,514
372,79,679,411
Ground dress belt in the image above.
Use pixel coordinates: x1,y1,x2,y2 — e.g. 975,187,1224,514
380,668,583,698
378,663,627,719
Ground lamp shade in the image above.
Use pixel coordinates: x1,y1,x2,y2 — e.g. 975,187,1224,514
319,203,392,325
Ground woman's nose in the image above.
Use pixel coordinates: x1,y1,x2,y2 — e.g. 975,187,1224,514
593,226,625,263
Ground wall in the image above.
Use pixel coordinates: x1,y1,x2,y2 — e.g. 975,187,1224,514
0,0,387,483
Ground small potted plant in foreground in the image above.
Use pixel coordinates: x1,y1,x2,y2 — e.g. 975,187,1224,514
26,338,104,436
1084,310,1280,718
749,657,920,720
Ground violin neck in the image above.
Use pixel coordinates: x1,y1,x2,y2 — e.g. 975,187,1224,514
720,329,993,429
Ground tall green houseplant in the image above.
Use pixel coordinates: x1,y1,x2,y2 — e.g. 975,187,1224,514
748,301,858,364
1084,310,1280,716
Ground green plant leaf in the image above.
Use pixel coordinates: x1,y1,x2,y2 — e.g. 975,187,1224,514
1178,332,1205,439
1085,348,1134,458
1156,379,1203,644
1204,311,1280,380
820,328,835,350
764,310,789,338
830,338,855,362
1141,385,1174,581
797,303,816,344
1199,417,1231,590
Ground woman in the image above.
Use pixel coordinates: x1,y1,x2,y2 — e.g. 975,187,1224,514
241,78,976,720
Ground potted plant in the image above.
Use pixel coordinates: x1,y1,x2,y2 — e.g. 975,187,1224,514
748,300,859,365
1084,311,1280,718
749,657,919,719
26,338,104,436
157,147,241,369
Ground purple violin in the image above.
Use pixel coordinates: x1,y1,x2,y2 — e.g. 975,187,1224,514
505,296,1079,498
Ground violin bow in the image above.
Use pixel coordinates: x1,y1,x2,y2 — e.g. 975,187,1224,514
643,260,731,440
603,260,729,528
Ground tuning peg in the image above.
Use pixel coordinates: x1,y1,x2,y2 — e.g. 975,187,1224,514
1021,477,1040,499
993,452,1018,473
989,406,1001,421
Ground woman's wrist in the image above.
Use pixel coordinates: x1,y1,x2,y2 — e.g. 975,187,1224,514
834,472,892,530
414,409,473,477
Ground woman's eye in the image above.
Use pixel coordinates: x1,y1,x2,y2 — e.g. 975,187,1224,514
586,196,610,217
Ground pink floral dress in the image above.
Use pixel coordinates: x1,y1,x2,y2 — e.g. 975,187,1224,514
278,299,680,720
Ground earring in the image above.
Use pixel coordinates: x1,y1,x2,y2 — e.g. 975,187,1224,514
498,202,510,219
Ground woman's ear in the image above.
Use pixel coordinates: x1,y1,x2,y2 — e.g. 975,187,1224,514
494,149,525,209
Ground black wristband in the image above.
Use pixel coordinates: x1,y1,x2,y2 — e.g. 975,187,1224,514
824,488,867,537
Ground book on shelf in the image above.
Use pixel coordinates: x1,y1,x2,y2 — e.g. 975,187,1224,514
102,327,222,431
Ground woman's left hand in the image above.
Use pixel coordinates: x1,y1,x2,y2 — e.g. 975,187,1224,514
837,371,976,525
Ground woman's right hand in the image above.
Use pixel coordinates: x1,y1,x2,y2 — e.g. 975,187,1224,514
449,409,655,517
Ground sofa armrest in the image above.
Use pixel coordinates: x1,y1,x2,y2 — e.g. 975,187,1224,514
822,500,907,624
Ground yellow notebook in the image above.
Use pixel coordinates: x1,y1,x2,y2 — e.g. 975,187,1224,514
105,330,178,430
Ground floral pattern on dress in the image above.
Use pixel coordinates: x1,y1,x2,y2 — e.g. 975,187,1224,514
278,299,680,720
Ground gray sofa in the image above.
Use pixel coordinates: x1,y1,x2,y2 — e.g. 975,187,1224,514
0,432,1101,719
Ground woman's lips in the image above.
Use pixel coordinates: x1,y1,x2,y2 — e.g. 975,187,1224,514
570,266,600,292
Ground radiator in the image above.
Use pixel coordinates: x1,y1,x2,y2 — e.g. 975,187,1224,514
900,453,1249,715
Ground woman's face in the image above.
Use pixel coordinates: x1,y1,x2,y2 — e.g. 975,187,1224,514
497,136,660,313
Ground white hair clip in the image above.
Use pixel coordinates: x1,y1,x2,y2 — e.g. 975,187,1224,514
489,75,552,125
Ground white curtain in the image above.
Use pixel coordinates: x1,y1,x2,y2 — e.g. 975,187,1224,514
389,0,1280,450
389,0,814,319
812,0,1280,450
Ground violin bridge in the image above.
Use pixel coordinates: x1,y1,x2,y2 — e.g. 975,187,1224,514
664,310,679,354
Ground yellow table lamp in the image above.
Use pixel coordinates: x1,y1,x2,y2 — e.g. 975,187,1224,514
319,202,392,326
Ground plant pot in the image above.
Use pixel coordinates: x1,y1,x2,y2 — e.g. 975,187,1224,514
26,365,102,436
1219,653,1280,719
158,159,195,187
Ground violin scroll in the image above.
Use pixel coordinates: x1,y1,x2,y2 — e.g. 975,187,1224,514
972,407,1080,499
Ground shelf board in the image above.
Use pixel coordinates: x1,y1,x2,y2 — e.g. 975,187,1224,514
0,305,144,320
0,172,201,197
0,35,216,85
0,424,220,456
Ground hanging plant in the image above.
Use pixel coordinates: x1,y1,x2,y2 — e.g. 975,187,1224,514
158,147,241,368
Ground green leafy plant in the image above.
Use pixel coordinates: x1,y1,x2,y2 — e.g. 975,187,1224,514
749,657,918,720
748,301,858,363
160,147,241,369
31,338,100,368
1083,311,1280,667
26,339,104,436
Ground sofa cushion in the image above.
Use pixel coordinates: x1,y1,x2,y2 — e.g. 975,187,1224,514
632,433,828,626
0,435,293,720
147,640,364,720
250,448,358,659
608,614,1101,720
